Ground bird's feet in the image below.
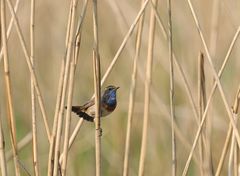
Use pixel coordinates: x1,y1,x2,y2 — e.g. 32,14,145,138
96,127,102,137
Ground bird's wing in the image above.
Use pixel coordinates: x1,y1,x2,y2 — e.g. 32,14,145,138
71,106,94,122
79,98,95,111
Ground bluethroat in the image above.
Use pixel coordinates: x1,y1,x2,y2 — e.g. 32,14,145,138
70,85,119,122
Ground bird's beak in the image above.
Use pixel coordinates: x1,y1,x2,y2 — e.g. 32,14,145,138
115,86,120,90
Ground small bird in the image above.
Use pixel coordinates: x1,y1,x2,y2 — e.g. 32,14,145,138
70,85,119,122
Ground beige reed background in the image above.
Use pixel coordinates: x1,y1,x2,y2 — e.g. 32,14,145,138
0,0,240,175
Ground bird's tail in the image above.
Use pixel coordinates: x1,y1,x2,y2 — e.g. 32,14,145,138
65,106,94,122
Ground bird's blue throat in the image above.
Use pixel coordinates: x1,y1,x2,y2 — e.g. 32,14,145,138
103,90,117,106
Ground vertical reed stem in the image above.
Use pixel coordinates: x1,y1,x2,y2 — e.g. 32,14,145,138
30,0,39,175
0,0,20,63
52,0,77,175
1,0,20,175
0,115,8,176
61,62,76,176
123,0,145,175
167,0,176,175
138,0,157,175
92,0,101,175
198,52,204,176
6,0,51,141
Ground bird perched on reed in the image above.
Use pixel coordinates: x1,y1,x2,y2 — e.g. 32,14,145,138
69,85,119,122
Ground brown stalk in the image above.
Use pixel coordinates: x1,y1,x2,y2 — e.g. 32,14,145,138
228,86,240,176
167,0,176,175
197,52,204,176
52,0,77,175
100,0,150,85
107,1,200,166
58,0,89,164
0,115,8,176
92,0,101,175
122,0,145,176
138,0,158,175
1,0,20,175
6,0,50,141
30,0,39,175
186,0,240,147
0,0,20,63
61,61,76,176
66,1,150,154
182,0,240,173
6,132,32,161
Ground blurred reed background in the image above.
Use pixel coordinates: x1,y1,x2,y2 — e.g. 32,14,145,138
0,0,240,175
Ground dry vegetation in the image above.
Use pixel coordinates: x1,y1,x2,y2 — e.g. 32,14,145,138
0,0,240,175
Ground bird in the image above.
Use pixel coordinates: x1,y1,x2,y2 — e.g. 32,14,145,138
69,85,119,122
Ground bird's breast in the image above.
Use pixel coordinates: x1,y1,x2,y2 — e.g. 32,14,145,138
101,102,116,117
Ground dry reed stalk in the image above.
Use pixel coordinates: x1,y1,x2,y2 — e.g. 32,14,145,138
101,0,149,85
233,87,240,175
198,53,214,175
6,132,32,160
0,0,19,63
107,2,200,166
48,1,76,172
123,0,145,176
52,0,78,175
30,0,39,175
209,0,220,55
66,1,150,155
61,62,76,176
167,0,176,175
47,58,65,176
150,1,200,125
182,2,240,173
59,119,84,163
49,13,70,176
197,53,204,176
5,0,51,141
0,115,8,176
1,0,20,175
138,0,158,175
153,4,240,174
215,122,232,176
182,30,240,176
58,0,88,165
51,1,88,169
92,0,101,175
134,62,200,165
206,1,220,174
228,86,240,176
186,0,240,147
